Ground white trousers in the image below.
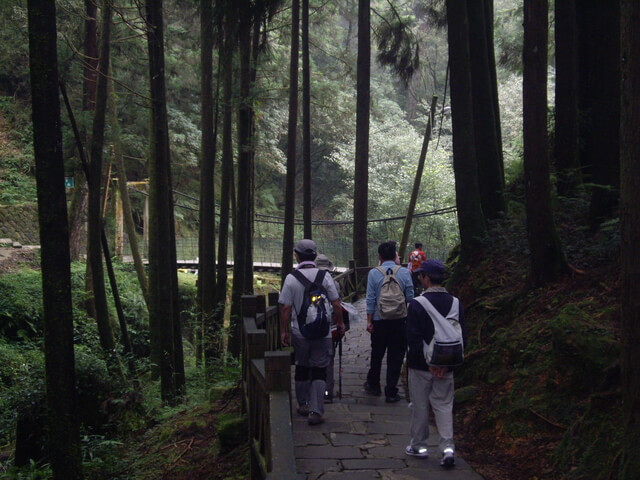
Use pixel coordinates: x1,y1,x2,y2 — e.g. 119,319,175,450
408,367,455,454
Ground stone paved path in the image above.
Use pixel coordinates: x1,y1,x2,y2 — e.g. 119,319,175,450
291,298,484,480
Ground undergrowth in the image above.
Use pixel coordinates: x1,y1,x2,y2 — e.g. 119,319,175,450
452,192,622,480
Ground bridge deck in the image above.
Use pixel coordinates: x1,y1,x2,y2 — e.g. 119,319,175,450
290,298,482,479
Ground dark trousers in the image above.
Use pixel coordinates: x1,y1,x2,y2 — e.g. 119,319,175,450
366,319,407,397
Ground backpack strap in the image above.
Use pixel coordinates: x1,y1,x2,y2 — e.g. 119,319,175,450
314,269,327,285
292,268,312,287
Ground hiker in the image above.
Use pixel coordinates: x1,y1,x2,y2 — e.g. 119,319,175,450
315,253,341,403
279,240,345,425
364,241,414,403
408,242,427,295
405,259,467,469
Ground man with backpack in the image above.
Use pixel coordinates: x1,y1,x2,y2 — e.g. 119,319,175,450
279,239,345,425
364,241,414,403
405,259,467,469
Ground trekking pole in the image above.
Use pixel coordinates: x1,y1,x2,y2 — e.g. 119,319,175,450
338,337,343,400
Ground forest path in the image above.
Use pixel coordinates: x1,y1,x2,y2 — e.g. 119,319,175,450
291,298,483,479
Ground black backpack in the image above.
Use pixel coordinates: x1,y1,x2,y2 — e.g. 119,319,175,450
292,269,331,340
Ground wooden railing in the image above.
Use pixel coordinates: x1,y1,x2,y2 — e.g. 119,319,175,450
333,260,374,302
241,294,304,480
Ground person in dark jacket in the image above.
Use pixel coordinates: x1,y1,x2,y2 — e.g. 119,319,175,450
404,259,467,468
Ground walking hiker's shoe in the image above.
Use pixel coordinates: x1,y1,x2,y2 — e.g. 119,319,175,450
385,393,402,403
296,404,309,417
405,446,428,458
324,391,333,404
364,382,382,396
308,412,324,425
440,448,455,468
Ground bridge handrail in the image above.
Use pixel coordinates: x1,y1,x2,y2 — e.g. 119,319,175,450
332,261,374,302
242,295,303,480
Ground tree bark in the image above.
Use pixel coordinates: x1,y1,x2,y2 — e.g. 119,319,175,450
619,0,640,477
198,0,217,365
87,0,115,354
353,0,370,268
467,0,505,220
522,0,569,287
399,95,438,261
282,0,300,284
576,1,621,228
553,0,582,196
302,0,312,239
27,1,83,477
229,0,254,357
446,0,486,260
146,0,178,403
215,11,235,331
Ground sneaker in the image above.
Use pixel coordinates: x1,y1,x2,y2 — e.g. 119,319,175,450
296,404,309,417
385,393,402,403
324,391,333,404
308,411,324,425
405,445,428,458
441,448,455,468
364,382,382,396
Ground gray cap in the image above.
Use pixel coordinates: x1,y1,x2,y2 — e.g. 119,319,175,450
294,238,317,255
315,254,334,271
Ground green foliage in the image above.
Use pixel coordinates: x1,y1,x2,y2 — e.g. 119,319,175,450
216,413,247,454
0,270,44,340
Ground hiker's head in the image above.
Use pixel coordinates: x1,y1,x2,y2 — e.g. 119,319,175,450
415,242,423,249
315,254,334,271
294,239,317,262
378,241,397,262
415,259,446,285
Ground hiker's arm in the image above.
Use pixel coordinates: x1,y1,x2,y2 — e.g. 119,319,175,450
280,304,292,347
331,299,345,335
367,313,374,333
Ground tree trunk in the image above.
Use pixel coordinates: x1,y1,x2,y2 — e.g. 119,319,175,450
214,14,234,334
353,0,370,268
282,0,300,284
399,95,437,261
467,0,505,220
484,0,503,182
87,0,115,354
302,0,312,239
229,0,254,357
576,1,621,228
553,0,582,196
67,172,88,261
26,1,82,477
198,0,217,365
619,1,640,477
522,0,569,287
109,73,149,306
146,0,177,403
446,0,486,260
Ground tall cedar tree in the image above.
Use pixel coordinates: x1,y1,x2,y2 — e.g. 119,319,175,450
302,0,312,238
230,0,254,356
87,0,116,355
26,0,82,477
466,0,505,220
68,0,97,262
445,0,486,260
619,0,640,477
198,0,218,364
353,0,370,268
522,0,569,286
576,1,620,228
553,0,582,196
281,0,300,284
215,5,234,322
146,0,182,402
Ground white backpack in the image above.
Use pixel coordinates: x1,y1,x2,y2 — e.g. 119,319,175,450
414,296,464,367
375,266,408,319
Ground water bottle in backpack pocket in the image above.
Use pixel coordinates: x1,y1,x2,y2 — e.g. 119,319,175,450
415,296,464,367
292,269,331,340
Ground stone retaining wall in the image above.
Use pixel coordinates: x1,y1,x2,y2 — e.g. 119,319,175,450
0,203,39,245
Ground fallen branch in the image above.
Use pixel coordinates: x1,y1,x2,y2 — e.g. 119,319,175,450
529,408,567,430
170,437,194,465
